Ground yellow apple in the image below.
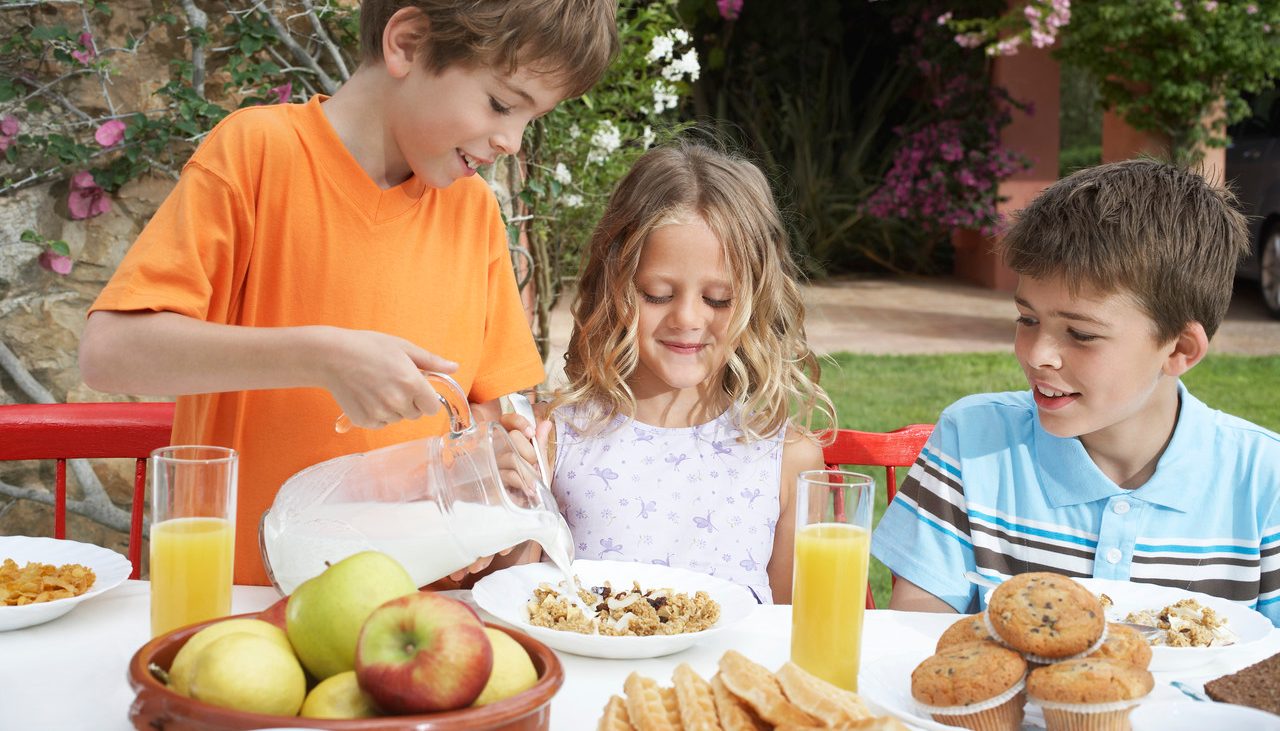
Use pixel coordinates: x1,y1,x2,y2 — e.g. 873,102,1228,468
472,627,539,707
188,632,307,715
168,618,292,697
300,671,380,719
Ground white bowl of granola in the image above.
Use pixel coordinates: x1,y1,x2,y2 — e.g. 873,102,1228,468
472,559,758,659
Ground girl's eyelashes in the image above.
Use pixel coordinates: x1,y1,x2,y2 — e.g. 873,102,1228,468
1015,315,1037,327
489,96,512,115
704,297,733,309
1068,329,1099,343
641,292,672,304
639,292,733,308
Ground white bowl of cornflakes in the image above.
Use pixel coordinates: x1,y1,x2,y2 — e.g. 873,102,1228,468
0,535,131,631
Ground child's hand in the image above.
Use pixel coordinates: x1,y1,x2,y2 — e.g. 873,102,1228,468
499,412,552,475
318,328,457,431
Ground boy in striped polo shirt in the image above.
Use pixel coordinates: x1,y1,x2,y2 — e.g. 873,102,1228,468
872,159,1280,625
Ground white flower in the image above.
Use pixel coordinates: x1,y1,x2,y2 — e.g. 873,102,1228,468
569,123,581,140
642,125,655,149
650,81,679,114
662,49,700,82
553,162,572,185
671,28,690,45
562,193,584,208
646,34,674,63
587,120,621,164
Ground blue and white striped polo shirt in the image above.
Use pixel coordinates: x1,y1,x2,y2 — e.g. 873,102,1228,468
871,382,1280,626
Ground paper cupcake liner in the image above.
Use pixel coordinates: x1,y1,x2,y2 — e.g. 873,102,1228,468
916,677,1026,716
1030,697,1144,714
984,612,1109,665
1036,702,1142,731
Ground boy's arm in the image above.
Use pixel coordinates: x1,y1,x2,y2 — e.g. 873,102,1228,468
889,577,959,613
79,310,457,430
768,429,826,605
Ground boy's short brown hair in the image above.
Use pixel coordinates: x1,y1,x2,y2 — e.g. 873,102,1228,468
360,0,618,98
1000,159,1250,341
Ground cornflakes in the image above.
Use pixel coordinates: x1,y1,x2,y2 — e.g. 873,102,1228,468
0,558,96,606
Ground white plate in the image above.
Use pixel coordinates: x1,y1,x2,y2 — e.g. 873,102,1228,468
471,559,757,659
987,578,1275,672
860,651,1185,731
1130,700,1280,730
0,535,132,631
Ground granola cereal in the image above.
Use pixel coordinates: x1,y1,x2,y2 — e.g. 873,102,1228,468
526,579,720,636
1124,597,1238,648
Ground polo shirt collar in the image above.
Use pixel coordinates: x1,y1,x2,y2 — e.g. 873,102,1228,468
1034,381,1204,512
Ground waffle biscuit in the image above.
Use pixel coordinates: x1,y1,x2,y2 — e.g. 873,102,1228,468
624,672,681,731
776,719,911,731
775,661,871,725
673,662,723,731
718,649,820,726
598,694,636,731
710,673,769,731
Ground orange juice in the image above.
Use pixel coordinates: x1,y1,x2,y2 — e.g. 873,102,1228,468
790,522,870,690
150,516,235,637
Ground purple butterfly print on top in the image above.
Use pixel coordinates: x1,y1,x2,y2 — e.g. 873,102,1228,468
550,403,786,603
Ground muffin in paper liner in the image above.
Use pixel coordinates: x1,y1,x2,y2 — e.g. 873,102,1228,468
914,678,1026,731
1032,696,1144,731
984,611,1110,666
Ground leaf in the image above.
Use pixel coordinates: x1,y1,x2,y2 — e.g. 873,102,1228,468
49,240,71,257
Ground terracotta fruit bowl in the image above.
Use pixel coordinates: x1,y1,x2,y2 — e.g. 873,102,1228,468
128,613,564,731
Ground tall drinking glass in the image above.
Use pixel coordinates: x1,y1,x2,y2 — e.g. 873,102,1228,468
790,470,875,691
149,445,238,637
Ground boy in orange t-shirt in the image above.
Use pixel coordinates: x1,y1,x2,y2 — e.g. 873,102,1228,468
80,1,619,585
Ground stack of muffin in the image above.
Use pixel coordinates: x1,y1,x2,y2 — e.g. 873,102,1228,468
910,572,1155,731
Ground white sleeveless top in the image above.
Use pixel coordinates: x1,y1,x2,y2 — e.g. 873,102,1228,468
551,403,785,603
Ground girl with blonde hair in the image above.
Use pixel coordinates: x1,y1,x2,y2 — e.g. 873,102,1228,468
511,138,835,603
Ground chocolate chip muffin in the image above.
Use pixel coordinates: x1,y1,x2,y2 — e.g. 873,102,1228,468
986,572,1106,660
1084,623,1152,669
911,640,1027,730
1027,657,1153,730
936,613,992,652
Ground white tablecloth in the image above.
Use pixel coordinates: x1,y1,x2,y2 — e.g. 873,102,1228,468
3,581,1278,730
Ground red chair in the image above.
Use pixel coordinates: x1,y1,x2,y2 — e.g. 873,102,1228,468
0,402,175,579
821,424,934,608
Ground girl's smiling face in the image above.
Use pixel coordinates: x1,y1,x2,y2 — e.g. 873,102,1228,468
1013,274,1182,442
629,215,737,404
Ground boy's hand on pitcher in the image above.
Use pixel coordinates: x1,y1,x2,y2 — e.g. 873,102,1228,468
318,328,457,431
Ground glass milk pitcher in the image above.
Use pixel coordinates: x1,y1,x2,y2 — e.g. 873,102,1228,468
259,373,574,594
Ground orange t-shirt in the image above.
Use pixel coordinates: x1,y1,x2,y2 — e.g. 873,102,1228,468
90,96,546,585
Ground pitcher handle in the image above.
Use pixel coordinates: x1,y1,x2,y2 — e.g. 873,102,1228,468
334,371,474,437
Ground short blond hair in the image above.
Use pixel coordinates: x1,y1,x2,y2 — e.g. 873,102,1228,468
559,138,836,443
1001,159,1250,341
359,0,618,98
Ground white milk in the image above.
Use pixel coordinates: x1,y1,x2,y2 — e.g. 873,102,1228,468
261,498,576,595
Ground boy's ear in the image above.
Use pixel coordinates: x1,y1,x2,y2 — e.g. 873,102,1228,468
383,6,430,79
1162,320,1209,378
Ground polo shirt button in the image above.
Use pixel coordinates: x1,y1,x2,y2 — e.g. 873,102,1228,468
1105,548,1123,564
1113,501,1131,515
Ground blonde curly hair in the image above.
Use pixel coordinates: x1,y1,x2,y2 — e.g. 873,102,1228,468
556,138,835,443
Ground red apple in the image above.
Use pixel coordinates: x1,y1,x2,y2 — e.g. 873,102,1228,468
354,591,493,714
257,595,289,630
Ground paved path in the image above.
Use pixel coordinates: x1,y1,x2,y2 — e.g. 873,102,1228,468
545,275,1279,381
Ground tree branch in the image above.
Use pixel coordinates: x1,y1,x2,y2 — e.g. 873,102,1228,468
261,7,337,93
299,0,350,81
178,0,209,97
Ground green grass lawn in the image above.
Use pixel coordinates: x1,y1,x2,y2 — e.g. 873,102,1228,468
819,351,1280,607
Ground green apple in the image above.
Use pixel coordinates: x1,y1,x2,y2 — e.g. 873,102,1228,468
285,550,416,680
354,591,493,714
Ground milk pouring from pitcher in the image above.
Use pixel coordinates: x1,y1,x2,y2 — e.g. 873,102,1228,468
258,373,576,595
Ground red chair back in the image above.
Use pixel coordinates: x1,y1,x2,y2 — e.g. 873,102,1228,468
820,423,934,608
0,402,175,579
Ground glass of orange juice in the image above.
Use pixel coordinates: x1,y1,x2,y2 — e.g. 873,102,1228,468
149,445,238,637
790,469,874,691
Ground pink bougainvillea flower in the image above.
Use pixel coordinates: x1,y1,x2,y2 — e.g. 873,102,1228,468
68,171,111,220
70,32,97,65
94,119,126,147
266,82,292,105
38,250,74,275
0,115,18,137
716,0,743,21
